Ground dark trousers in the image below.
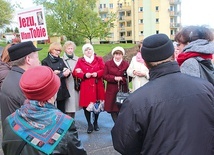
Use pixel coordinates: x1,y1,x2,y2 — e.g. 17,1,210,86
57,99,66,113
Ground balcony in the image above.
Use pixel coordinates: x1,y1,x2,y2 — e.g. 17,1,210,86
169,0,181,4
118,16,125,21
169,11,180,16
170,23,180,28
125,16,132,21
119,27,125,32
125,36,132,40
99,8,109,13
126,27,132,31
118,6,131,12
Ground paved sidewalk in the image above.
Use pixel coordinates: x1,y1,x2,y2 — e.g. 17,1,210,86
0,109,120,155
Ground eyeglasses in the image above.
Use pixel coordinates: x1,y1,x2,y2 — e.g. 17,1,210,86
54,49,61,52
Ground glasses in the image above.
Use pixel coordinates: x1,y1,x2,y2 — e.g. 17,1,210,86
54,49,61,52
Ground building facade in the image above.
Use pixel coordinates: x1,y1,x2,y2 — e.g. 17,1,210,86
97,0,181,43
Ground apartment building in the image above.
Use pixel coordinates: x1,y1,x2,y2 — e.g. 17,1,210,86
97,0,181,43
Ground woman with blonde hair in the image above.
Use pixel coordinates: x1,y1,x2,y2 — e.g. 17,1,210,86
42,42,71,113
62,41,80,118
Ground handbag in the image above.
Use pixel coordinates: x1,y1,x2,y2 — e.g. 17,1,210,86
74,76,81,91
115,75,130,105
115,90,129,105
64,59,82,91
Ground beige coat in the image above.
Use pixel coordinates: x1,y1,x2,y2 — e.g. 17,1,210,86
63,53,80,113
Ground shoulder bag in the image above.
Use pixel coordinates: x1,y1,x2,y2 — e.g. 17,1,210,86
115,74,130,106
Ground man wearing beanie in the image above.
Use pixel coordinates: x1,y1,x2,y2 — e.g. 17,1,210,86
0,41,41,124
112,34,214,155
2,66,87,155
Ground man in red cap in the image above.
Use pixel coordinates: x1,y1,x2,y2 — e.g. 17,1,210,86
0,41,42,124
2,66,87,155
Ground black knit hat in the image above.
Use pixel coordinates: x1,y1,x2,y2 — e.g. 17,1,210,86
8,41,42,61
141,34,174,62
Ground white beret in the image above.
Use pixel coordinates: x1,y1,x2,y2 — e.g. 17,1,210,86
111,46,125,56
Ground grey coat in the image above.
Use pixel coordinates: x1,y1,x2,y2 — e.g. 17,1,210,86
0,66,26,123
181,39,214,77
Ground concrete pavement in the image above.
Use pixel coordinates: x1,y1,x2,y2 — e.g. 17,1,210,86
0,109,120,155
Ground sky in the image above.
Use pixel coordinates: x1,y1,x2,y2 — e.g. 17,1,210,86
10,0,214,28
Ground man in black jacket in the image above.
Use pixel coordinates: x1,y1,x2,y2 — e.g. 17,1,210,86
111,34,214,155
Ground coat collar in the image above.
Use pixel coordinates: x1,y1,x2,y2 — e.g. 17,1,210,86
149,61,180,81
63,53,78,61
11,66,25,74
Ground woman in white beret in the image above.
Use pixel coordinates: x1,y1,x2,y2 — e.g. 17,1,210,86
73,43,105,134
103,46,129,123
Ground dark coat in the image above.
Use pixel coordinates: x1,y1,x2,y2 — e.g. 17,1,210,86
73,55,105,107
42,54,70,101
2,118,87,155
0,66,26,123
112,61,214,155
103,59,129,112
0,61,11,89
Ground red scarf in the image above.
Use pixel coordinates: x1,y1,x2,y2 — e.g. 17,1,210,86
177,52,213,66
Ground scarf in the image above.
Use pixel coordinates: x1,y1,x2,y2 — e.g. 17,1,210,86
113,58,122,66
177,52,212,66
136,51,144,63
49,53,60,63
66,53,74,59
8,100,73,155
84,54,94,63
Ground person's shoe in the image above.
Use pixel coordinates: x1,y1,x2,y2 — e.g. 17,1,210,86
87,123,93,134
93,122,100,131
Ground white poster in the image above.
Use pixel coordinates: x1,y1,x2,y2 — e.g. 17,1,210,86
17,5,48,42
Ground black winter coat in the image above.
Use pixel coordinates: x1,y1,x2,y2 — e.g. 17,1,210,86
42,54,70,101
112,61,214,155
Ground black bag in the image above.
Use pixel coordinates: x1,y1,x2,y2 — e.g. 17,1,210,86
115,80,130,105
195,58,214,85
115,91,129,105
74,77,81,91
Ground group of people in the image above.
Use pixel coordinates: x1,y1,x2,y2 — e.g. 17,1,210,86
0,25,213,155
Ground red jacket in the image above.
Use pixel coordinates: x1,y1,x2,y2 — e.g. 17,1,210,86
73,55,105,107
103,59,129,112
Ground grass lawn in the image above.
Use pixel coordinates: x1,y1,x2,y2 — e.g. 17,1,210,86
0,42,136,61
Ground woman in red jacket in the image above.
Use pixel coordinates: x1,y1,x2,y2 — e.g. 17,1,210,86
73,43,105,134
103,46,129,123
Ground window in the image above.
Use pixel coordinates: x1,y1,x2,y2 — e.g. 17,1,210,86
109,3,113,9
127,21,131,27
156,18,159,23
119,3,122,8
139,19,143,24
156,6,159,11
127,31,131,37
139,7,143,12
139,31,144,35
104,4,106,8
100,4,102,9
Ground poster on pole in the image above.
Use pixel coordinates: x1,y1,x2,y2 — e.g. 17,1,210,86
17,5,48,42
